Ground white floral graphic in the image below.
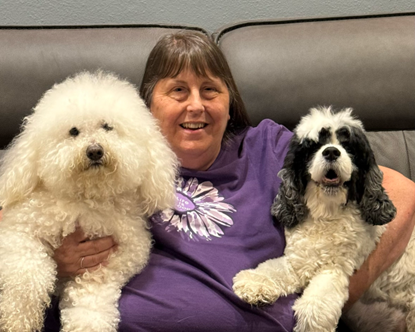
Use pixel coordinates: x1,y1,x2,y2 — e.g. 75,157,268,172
152,177,236,241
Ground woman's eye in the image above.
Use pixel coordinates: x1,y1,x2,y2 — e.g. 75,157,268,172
170,87,187,100
69,127,80,137
203,87,218,98
171,86,186,93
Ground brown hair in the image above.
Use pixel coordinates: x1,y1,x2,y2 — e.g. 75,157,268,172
139,31,251,140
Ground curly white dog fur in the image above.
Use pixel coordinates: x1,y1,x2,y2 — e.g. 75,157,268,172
0,72,178,332
233,107,415,332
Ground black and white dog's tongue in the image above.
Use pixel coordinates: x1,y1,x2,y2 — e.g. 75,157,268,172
322,169,340,186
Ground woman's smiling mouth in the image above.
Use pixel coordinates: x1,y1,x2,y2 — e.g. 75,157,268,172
180,122,207,130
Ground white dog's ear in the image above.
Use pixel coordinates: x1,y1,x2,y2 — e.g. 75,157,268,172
346,128,396,225
271,137,309,228
0,116,39,208
137,129,178,217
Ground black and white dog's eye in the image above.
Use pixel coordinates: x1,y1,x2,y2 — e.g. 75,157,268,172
102,123,113,131
69,127,80,137
318,127,331,144
336,127,350,142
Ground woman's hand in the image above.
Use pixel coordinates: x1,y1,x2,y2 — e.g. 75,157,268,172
1,209,117,277
53,227,118,277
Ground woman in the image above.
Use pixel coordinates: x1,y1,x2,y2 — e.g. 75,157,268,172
45,31,415,331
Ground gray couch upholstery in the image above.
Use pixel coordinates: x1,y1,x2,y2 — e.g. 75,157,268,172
0,24,206,159
1,13,414,182
215,13,415,181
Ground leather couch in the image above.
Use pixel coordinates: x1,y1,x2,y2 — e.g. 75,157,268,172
214,13,415,182
0,12,414,331
1,13,414,181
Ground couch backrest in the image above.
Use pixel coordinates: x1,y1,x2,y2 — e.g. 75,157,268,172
0,24,206,153
214,13,415,181
1,16,414,182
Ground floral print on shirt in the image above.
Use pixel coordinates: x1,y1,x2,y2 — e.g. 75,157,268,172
152,177,236,241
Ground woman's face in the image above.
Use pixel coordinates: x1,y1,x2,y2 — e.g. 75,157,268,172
150,69,230,171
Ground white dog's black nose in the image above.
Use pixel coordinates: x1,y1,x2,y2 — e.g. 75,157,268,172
322,147,341,161
86,144,104,161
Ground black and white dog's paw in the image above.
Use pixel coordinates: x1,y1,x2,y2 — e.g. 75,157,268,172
233,269,282,306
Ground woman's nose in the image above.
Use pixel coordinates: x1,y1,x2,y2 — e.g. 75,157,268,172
186,91,205,113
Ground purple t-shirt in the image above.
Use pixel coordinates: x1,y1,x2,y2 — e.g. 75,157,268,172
44,119,296,331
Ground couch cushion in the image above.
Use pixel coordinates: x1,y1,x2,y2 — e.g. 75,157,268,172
0,24,207,150
367,131,415,181
214,13,415,131
215,13,415,181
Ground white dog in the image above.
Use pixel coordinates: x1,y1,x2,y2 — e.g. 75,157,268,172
0,72,178,332
233,107,415,332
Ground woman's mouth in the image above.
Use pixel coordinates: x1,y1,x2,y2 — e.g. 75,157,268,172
180,122,207,130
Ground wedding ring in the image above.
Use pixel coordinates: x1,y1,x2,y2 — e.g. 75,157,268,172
80,256,85,269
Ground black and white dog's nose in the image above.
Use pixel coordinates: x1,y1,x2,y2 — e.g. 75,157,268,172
322,146,341,161
86,144,104,161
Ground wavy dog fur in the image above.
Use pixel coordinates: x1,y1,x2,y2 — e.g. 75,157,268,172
233,107,415,332
0,71,178,332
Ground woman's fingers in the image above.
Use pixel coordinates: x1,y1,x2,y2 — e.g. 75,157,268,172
77,235,117,257
53,229,84,277
68,226,89,243
75,246,116,274
53,227,117,277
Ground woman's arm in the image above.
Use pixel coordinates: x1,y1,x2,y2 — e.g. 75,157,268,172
343,166,415,312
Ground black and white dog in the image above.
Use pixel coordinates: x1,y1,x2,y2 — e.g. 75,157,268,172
233,107,414,332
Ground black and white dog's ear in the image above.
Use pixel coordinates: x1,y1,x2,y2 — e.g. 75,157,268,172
358,165,396,225
349,128,396,225
271,137,309,228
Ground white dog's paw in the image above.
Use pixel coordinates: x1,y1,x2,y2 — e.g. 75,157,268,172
233,269,282,305
0,316,42,332
0,298,45,332
61,307,119,332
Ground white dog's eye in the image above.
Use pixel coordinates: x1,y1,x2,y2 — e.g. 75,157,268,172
69,127,80,137
102,123,113,131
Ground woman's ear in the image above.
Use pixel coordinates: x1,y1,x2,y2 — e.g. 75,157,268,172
0,115,40,208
